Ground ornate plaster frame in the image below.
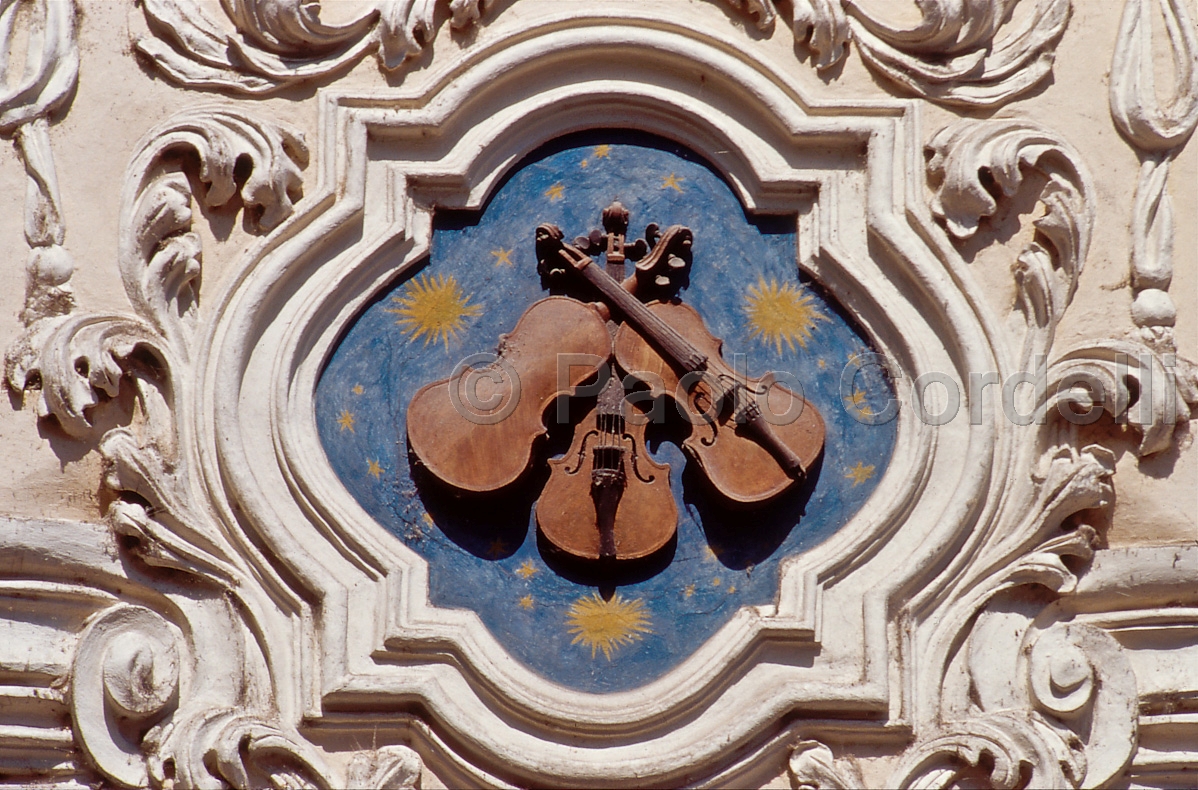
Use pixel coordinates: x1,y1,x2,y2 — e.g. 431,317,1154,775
5,3,1197,788
204,11,1063,783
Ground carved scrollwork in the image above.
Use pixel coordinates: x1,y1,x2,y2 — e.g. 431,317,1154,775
72,605,184,788
5,108,307,586
788,740,861,789
890,712,1083,789
137,0,489,95
746,0,1072,107
1047,339,1197,456
1025,623,1138,787
135,0,1071,108
927,119,1094,368
347,745,424,789
119,108,308,349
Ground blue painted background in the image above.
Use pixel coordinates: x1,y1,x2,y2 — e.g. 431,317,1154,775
316,134,896,692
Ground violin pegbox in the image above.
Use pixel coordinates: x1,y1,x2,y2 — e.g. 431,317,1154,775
535,223,571,282
632,224,693,301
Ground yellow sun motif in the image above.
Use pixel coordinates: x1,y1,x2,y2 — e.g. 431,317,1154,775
744,277,828,354
515,559,538,580
662,173,684,192
519,595,534,611
385,273,482,349
566,593,652,660
366,459,383,479
491,247,513,267
337,409,356,432
593,145,612,159
845,461,876,487
544,183,565,201
352,383,364,395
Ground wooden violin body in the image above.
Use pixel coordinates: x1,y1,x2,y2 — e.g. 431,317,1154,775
614,300,825,503
536,388,676,561
406,296,611,492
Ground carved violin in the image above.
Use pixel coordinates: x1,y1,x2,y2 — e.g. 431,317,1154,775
406,296,611,492
535,204,678,561
536,224,826,504
536,371,677,561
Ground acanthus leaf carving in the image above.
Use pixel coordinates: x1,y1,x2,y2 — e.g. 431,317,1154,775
347,745,424,790
849,0,1072,108
137,0,489,95
136,0,1070,109
927,119,1094,369
737,0,1072,107
792,1,850,71
890,712,1084,790
788,740,861,790
119,108,308,351
7,107,307,590
1047,339,1198,456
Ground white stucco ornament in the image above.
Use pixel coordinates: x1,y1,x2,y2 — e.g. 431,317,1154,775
1,1,1197,788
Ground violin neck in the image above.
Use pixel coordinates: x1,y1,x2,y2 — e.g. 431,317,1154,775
575,259,708,374
572,253,809,481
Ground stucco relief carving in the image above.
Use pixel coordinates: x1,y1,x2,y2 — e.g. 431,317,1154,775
1110,0,1198,353
136,0,1072,108
1,2,1197,789
1,0,78,325
137,0,489,95
788,0,1072,107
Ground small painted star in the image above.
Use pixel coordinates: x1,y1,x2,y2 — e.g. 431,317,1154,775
337,410,356,432
684,583,695,599
488,538,509,558
848,389,874,417
845,461,876,486
518,595,534,610
593,145,612,158
352,384,364,395
515,559,538,579
366,459,383,479
728,585,737,594
817,359,827,370
712,577,722,587
580,158,590,169
662,173,684,192
422,512,434,528
544,183,565,201
491,247,514,267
